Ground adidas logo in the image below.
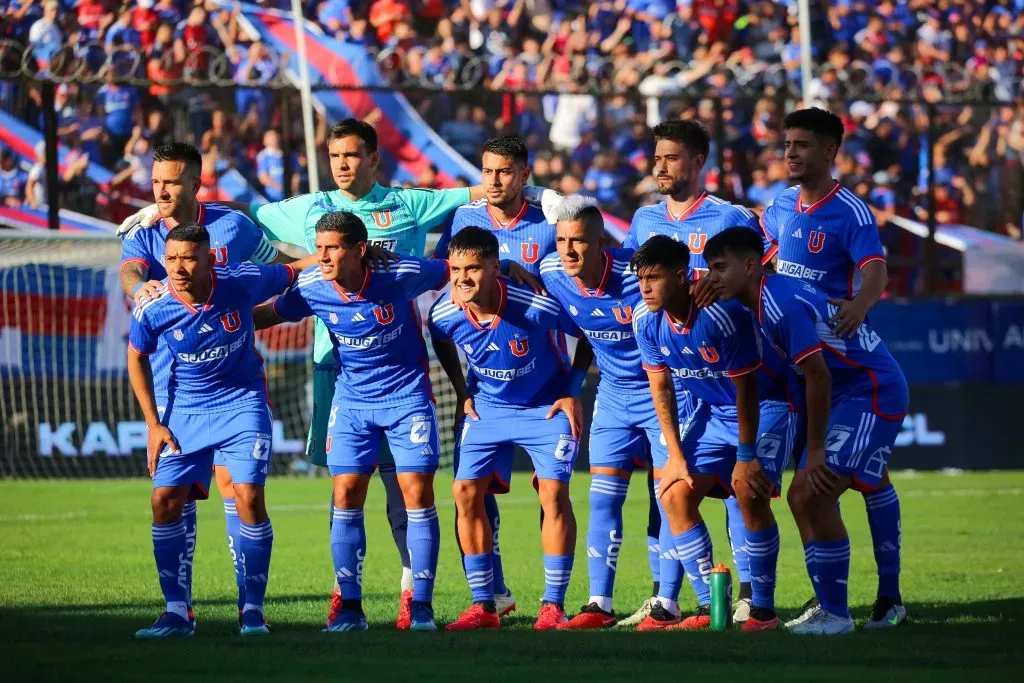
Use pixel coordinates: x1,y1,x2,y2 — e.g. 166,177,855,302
199,323,213,334
587,547,601,558
352,312,366,322
486,342,501,352
682,347,694,355
590,308,605,317
462,343,473,354
336,568,354,579
792,228,803,238
499,244,511,254
413,570,435,580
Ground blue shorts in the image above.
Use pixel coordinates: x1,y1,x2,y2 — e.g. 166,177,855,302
588,382,662,471
454,402,579,493
326,402,440,476
799,398,901,492
753,403,802,493
153,405,273,499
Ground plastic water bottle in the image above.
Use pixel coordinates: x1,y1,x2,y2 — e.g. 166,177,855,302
710,563,733,631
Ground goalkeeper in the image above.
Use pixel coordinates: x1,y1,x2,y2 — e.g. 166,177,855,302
118,118,561,628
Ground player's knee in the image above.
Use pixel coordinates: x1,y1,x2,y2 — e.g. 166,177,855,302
787,478,810,516
452,479,483,513
398,473,434,509
151,488,186,522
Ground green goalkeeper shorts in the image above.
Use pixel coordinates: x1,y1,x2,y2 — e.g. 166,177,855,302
308,364,396,469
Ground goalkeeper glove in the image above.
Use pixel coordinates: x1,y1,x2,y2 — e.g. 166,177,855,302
521,186,564,224
116,204,161,237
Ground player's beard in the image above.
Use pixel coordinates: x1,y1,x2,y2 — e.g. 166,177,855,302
656,174,690,197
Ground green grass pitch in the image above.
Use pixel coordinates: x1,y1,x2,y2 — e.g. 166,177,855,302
1,470,1022,682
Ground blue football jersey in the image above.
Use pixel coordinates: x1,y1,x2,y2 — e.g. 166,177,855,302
755,274,908,420
428,278,580,408
761,184,886,300
435,199,554,275
538,248,649,390
273,257,450,409
623,193,769,277
632,297,793,409
128,264,296,413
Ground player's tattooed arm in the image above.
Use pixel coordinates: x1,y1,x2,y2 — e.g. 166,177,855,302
127,348,179,477
646,369,693,495
120,261,162,307
799,351,837,496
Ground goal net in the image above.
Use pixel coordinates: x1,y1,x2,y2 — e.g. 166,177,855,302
0,232,459,478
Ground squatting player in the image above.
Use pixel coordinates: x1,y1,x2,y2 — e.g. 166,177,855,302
430,227,587,631
704,226,909,635
128,223,303,638
255,211,451,632
761,107,905,629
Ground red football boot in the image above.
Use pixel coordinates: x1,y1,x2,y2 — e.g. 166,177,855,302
326,586,343,627
445,603,501,631
395,588,414,630
559,603,616,630
533,603,568,631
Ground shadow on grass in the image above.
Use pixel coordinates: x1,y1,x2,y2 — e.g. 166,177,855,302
2,599,1021,683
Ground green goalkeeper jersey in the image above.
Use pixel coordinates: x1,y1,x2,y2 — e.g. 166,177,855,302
252,183,470,364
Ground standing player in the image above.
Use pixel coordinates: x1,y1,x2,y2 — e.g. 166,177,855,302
254,211,450,632
630,236,799,631
429,227,586,631
120,142,293,622
128,224,301,638
704,226,909,634
760,107,905,628
622,119,771,624
537,195,676,628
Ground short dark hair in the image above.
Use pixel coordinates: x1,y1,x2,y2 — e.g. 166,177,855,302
315,211,367,245
704,226,765,262
783,107,845,146
448,226,499,260
630,235,690,274
651,120,710,160
327,118,378,153
482,135,529,165
166,222,210,246
153,142,202,177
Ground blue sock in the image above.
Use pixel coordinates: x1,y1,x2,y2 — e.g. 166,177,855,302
464,553,493,603
542,554,574,605
725,497,751,584
239,520,273,610
484,495,507,595
803,541,819,600
223,498,245,611
331,508,366,601
655,480,682,601
646,472,661,589
587,474,628,599
152,520,188,615
864,484,902,600
674,521,713,606
406,506,440,603
181,501,197,612
815,538,851,618
746,524,780,611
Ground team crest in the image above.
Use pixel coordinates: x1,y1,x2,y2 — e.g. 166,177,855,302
220,310,241,332
612,305,632,324
371,211,392,229
687,233,707,254
210,246,228,265
509,337,530,357
329,312,339,324
520,242,540,264
698,346,720,363
661,346,670,356
808,230,826,253
173,329,184,341
569,305,579,316
373,304,395,325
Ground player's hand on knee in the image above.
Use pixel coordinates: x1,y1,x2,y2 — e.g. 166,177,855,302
732,459,773,500
147,426,179,478
134,279,163,307
805,448,838,496
657,457,693,498
116,203,161,237
690,277,719,308
363,244,399,271
547,396,582,439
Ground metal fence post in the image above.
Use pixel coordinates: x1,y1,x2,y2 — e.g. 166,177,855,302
40,81,59,232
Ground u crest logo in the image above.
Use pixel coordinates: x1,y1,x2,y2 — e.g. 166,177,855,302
220,310,240,332
612,306,633,324
688,233,707,254
373,304,395,325
372,211,392,229
210,246,228,265
520,242,540,264
808,231,826,253
698,346,719,363
509,338,529,357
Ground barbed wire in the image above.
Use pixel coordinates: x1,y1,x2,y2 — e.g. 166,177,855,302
0,39,1017,103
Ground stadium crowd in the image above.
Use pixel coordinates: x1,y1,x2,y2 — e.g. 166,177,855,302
0,0,1022,239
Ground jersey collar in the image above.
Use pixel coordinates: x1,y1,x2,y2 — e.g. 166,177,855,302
465,277,507,331
756,274,769,325
160,203,206,231
169,268,217,314
666,300,697,334
331,266,372,302
486,200,528,231
796,181,841,215
665,192,708,221
573,250,612,298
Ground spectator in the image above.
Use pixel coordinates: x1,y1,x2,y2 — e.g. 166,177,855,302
95,73,140,166
369,0,410,44
256,130,286,202
25,141,46,209
27,0,61,72
439,104,490,159
0,150,28,207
